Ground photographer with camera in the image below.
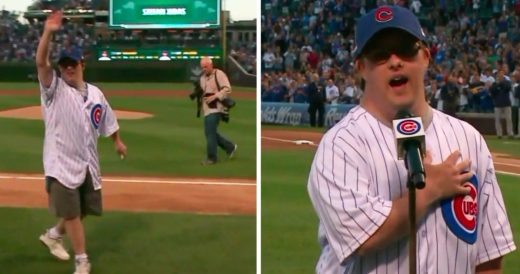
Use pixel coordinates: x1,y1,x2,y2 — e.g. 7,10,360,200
198,57,237,166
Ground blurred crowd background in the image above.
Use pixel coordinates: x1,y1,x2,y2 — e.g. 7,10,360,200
0,0,256,75
260,0,520,120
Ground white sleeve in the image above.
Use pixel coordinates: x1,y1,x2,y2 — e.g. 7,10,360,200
39,70,60,104
99,95,119,137
476,139,516,264
307,129,392,263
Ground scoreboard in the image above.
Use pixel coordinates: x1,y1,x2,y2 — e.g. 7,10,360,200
97,47,222,61
110,0,221,29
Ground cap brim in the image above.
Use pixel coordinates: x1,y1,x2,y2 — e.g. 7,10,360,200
58,56,81,63
354,27,426,59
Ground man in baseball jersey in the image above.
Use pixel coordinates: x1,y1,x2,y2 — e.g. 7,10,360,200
325,79,340,105
199,57,237,165
307,5,516,274
36,11,127,274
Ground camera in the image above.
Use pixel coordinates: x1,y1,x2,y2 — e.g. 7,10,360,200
190,81,203,100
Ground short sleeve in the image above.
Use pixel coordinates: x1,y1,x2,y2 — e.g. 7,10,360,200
307,128,392,263
99,95,119,137
39,70,60,104
476,144,516,264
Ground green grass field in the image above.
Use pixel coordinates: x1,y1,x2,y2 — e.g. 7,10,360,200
262,138,520,274
0,82,256,274
0,82,256,177
0,82,256,92
0,208,255,274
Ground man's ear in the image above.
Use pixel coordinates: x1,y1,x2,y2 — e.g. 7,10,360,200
422,47,431,66
355,58,365,76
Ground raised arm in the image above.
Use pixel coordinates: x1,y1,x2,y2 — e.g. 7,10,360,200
36,11,62,88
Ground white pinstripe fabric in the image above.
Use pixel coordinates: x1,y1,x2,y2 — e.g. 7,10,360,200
308,106,516,274
39,72,119,190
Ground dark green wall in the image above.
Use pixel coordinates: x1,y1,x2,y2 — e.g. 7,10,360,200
0,60,223,82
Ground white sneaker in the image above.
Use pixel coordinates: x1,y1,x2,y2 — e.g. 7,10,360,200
74,259,91,274
39,232,70,261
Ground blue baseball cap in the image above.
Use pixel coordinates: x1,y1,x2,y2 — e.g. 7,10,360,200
353,5,426,59
58,47,84,63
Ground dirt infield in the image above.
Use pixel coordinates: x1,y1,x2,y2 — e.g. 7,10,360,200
0,106,153,120
0,88,256,215
262,128,520,175
0,173,256,215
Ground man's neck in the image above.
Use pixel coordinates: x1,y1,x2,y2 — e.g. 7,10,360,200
75,81,86,91
64,79,85,91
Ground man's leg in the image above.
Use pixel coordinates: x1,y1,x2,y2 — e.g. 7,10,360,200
217,132,236,156
505,106,513,137
204,113,219,162
517,107,520,138
64,216,86,255
67,214,90,274
309,105,317,127
42,176,93,273
40,177,71,261
317,104,325,127
212,113,235,155
71,170,101,274
48,218,66,236
494,107,503,137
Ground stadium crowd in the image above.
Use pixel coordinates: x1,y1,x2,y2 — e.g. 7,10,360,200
261,0,520,119
230,43,257,75
0,10,95,62
0,2,256,75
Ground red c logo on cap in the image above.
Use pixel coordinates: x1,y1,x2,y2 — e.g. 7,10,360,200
375,7,393,22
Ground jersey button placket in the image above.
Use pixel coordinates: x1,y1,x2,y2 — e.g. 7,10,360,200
84,111,91,163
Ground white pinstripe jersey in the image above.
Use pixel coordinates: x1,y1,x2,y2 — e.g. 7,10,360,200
39,71,119,190
308,105,516,274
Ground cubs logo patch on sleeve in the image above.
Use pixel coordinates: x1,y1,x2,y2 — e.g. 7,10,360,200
90,104,102,129
440,174,479,244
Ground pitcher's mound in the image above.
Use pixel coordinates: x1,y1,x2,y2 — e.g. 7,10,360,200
0,106,153,120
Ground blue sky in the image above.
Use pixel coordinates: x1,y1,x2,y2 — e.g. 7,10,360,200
1,0,256,21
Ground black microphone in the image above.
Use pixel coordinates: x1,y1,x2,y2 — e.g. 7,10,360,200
392,110,426,189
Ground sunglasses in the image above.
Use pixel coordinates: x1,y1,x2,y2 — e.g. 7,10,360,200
58,58,80,68
361,41,423,64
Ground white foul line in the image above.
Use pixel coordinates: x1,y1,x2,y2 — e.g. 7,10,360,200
496,171,520,177
262,136,318,146
262,136,300,143
0,175,255,187
262,136,520,177
494,161,520,168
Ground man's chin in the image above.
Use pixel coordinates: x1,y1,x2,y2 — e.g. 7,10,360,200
390,98,415,112
63,78,76,87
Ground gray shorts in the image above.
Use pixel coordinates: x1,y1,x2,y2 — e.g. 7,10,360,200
45,170,102,218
